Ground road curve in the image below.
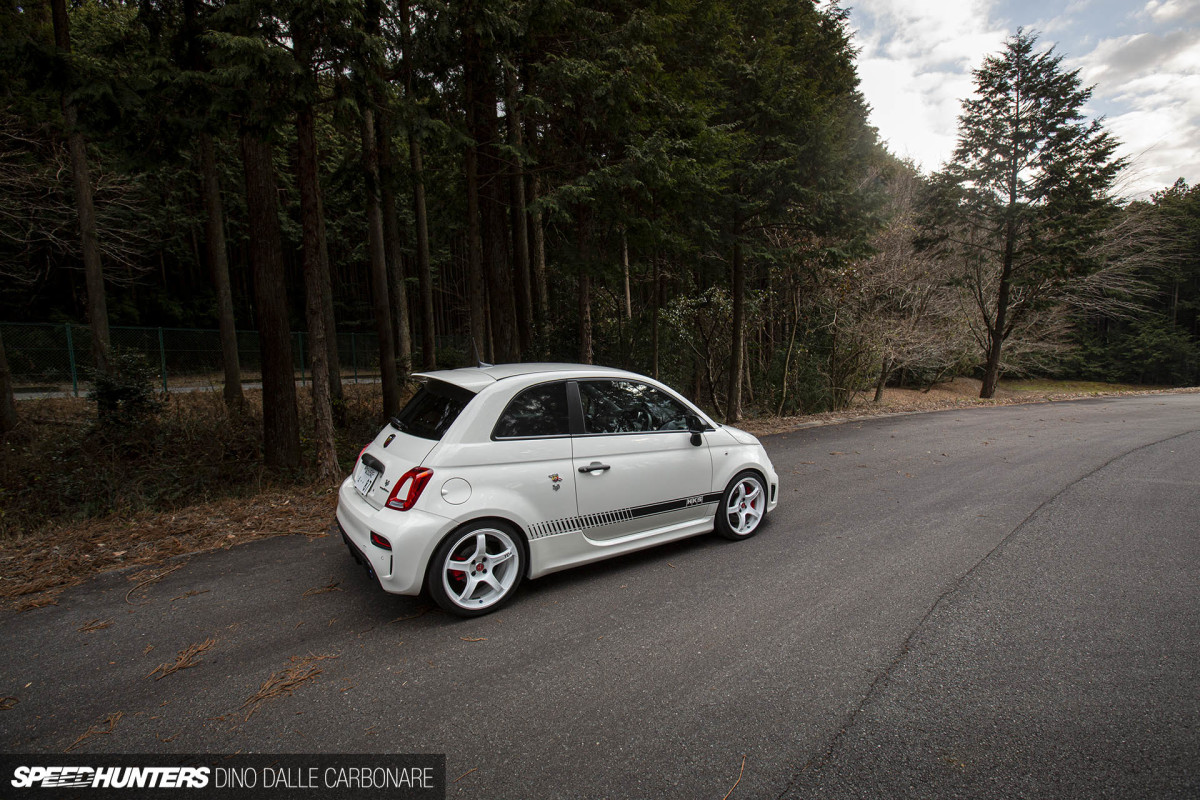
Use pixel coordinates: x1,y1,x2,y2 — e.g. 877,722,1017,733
1,394,1197,798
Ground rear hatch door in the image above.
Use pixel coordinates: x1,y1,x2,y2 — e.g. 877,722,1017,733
350,378,478,511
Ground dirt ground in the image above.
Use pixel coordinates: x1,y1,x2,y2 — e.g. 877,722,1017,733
3,379,1196,608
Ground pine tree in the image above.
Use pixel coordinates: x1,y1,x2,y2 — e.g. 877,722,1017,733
932,30,1124,398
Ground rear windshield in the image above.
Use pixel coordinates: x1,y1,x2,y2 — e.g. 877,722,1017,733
391,379,476,440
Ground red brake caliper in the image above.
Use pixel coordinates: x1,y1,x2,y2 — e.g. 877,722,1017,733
449,547,467,582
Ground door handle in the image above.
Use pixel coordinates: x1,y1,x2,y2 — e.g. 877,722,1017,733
579,462,611,473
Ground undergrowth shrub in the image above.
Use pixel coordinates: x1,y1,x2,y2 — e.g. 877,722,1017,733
87,348,165,427
0,383,391,539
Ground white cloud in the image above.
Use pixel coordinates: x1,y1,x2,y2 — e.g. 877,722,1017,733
1072,31,1200,196
848,0,1008,170
1075,31,1197,85
1142,0,1200,25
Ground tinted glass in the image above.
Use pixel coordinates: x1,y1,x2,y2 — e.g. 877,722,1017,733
493,382,570,438
579,380,691,434
392,379,475,440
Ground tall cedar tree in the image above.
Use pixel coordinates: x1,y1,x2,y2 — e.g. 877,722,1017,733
932,30,1123,398
182,0,245,411
50,0,110,376
398,0,437,369
361,0,401,416
290,1,346,482
216,2,302,469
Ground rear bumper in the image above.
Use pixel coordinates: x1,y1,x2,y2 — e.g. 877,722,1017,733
335,477,456,596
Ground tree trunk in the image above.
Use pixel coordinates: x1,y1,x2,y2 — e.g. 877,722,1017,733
464,141,488,362
316,184,344,411
522,67,548,338
726,233,745,423
198,133,244,411
399,0,436,371
622,234,632,320
52,0,109,376
479,91,517,362
409,134,436,370
461,20,489,362
0,327,17,433
651,253,660,379
527,166,548,340
361,107,401,417
577,213,592,364
378,109,412,378
873,354,891,403
240,129,300,469
981,218,1017,399
578,274,593,364
505,66,532,356
296,102,338,481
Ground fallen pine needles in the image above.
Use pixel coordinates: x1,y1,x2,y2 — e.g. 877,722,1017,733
65,711,123,753
240,653,339,722
302,581,342,596
78,618,112,632
125,563,186,604
148,637,216,680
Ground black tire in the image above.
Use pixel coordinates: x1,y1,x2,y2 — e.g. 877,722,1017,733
426,520,526,617
714,470,768,541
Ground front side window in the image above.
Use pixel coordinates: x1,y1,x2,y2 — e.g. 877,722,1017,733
392,379,475,440
578,380,691,434
493,382,571,438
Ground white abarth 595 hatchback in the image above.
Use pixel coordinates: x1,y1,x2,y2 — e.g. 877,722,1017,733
335,363,779,616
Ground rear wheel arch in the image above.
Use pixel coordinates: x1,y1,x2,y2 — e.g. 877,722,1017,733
424,517,532,617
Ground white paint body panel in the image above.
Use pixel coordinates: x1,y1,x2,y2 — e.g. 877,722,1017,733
335,364,779,596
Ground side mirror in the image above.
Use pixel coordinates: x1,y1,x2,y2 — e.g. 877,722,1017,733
686,414,704,447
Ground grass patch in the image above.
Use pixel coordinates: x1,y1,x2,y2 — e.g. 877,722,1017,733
1001,379,1167,394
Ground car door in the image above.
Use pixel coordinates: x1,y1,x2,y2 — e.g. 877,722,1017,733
570,379,714,541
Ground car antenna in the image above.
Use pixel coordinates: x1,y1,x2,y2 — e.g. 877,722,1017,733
471,338,493,369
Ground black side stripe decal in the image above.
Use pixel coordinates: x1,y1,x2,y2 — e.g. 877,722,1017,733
527,492,723,540
631,492,723,519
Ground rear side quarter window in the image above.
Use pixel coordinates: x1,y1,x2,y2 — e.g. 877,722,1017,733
492,382,571,439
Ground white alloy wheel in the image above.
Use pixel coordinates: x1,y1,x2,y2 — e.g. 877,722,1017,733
716,471,766,540
430,523,523,615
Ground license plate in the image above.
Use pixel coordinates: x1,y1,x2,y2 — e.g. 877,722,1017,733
354,464,379,497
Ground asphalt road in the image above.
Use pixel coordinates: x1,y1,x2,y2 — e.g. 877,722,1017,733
1,394,1197,798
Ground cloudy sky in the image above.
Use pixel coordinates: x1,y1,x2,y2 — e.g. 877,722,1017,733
843,0,1200,199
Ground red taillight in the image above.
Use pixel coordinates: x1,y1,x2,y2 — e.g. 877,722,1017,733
358,443,370,463
385,467,434,511
369,531,392,550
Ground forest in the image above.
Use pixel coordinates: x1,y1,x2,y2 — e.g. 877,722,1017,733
2,0,1199,474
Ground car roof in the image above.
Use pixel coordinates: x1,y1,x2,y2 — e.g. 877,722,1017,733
413,362,643,392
